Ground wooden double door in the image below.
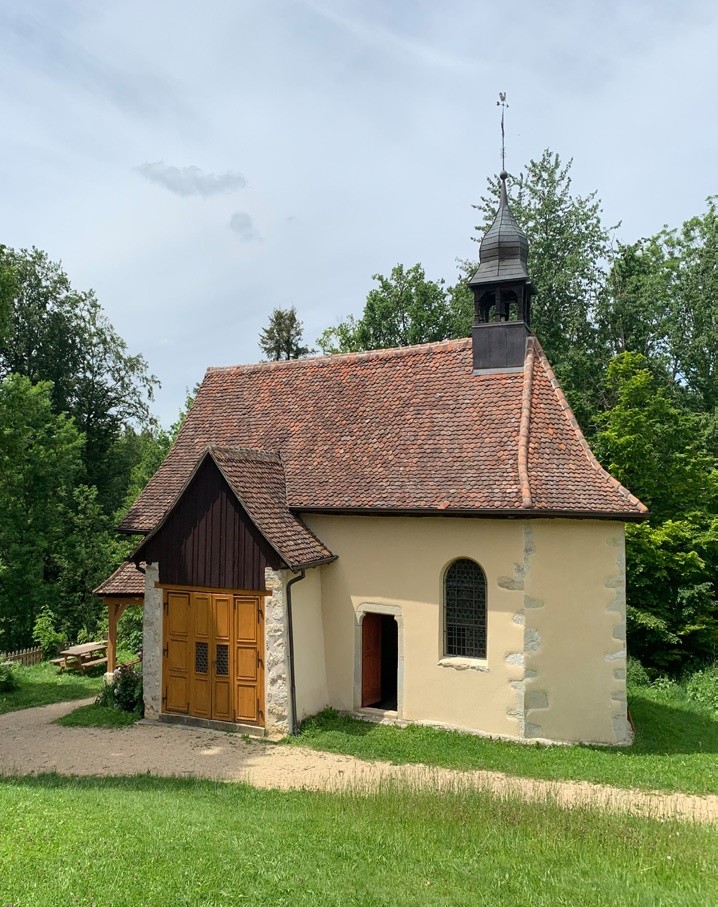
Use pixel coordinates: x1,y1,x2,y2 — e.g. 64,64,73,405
163,589,265,725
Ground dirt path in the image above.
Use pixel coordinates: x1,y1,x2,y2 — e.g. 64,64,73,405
1,699,716,823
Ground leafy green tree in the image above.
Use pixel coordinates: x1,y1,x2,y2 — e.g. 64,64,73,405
594,352,716,520
317,264,453,353
599,198,718,414
54,484,126,643
662,197,718,412
259,306,313,360
0,247,159,512
0,375,84,650
594,352,718,671
0,246,15,347
624,518,718,672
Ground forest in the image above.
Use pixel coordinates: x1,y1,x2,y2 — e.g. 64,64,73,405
1,149,716,677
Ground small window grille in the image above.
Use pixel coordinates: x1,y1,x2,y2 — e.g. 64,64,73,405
195,642,209,674
216,644,229,676
444,559,487,659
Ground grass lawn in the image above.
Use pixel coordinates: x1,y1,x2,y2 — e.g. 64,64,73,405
0,774,715,907
0,662,102,716
55,702,141,728
290,687,718,795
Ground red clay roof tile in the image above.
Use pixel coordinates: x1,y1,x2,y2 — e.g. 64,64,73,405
93,561,146,597
119,336,646,535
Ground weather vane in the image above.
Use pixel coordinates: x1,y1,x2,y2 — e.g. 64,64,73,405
497,91,508,174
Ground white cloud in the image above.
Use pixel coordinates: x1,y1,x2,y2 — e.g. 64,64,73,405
136,161,247,197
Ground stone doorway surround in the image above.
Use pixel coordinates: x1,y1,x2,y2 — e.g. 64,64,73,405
353,602,404,719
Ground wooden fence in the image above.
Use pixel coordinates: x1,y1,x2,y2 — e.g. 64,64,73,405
1,645,44,666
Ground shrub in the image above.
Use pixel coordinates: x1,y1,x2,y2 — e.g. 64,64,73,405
32,608,65,659
0,662,19,692
96,663,143,716
626,656,650,688
683,663,718,713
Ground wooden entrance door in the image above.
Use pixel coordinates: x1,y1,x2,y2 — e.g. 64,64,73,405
163,590,265,725
361,612,382,707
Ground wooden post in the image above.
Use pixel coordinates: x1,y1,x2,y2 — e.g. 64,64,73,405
106,600,129,673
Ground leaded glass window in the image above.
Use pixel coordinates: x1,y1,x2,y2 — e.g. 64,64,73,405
444,559,487,659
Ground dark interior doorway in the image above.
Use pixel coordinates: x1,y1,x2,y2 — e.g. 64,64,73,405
361,612,398,710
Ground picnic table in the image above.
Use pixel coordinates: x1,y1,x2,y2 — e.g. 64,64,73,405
53,642,108,673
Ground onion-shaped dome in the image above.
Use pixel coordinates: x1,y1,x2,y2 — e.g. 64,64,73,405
469,173,531,288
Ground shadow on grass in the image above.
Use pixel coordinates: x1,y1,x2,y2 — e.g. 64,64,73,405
0,772,225,795
625,693,718,756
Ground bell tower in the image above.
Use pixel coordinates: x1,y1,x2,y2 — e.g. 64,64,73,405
469,94,535,372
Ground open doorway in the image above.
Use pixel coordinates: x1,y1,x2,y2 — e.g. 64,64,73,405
361,612,398,710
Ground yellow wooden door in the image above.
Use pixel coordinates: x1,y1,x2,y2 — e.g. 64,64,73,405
234,596,264,725
164,592,190,714
164,588,264,726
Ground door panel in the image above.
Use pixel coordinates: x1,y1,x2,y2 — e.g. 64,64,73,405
190,593,211,718
212,596,233,721
164,592,190,714
234,597,263,725
362,613,382,707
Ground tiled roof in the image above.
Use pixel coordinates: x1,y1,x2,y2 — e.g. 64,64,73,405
207,446,335,569
120,336,646,534
94,561,146,597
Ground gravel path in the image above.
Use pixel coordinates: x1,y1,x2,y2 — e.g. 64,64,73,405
1,699,716,823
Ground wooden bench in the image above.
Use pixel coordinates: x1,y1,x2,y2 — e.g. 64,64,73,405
78,657,108,672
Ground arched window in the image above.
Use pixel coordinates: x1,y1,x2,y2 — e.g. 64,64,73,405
444,559,487,659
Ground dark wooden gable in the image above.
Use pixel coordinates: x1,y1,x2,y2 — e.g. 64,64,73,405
137,456,283,591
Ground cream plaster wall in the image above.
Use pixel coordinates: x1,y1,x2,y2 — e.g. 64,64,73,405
304,515,526,739
303,514,628,744
522,521,630,744
142,562,162,720
290,567,330,720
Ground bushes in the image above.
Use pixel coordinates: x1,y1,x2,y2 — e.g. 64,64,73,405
0,662,19,692
97,663,143,717
684,664,718,714
629,656,718,714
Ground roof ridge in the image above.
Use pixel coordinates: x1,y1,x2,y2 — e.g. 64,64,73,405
531,339,648,514
205,337,472,375
517,339,535,508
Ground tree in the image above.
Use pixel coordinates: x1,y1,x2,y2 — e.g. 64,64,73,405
317,264,453,354
0,375,84,650
599,199,718,413
259,306,313,360
594,352,718,671
0,247,159,513
0,246,14,348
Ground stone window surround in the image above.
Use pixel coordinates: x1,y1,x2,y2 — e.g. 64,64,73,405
353,603,405,718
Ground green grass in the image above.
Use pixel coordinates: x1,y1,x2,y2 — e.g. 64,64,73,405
0,662,102,715
55,702,141,728
290,687,718,795
0,774,714,906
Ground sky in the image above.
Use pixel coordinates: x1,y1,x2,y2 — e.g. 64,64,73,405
1,0,716,426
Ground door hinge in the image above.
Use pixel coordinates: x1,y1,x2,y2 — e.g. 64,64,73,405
162,687,167,704
163,599,168,614
162,644,168,658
